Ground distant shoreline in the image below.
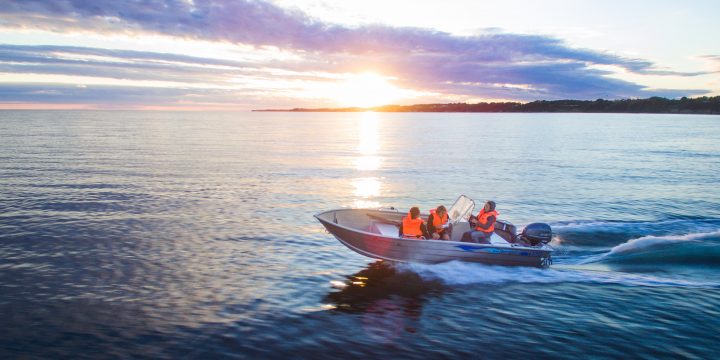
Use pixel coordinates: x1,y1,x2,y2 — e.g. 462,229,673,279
254,96,720,114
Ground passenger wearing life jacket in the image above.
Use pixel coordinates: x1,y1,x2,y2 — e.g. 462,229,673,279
399,206,430,239
427,205,450,240
461,201,499,244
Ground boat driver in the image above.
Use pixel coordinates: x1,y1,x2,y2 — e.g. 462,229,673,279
461,201,498,244
399,206,430,239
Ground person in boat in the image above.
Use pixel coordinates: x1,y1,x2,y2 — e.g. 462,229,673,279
399,206,430,239
427,205,450,240
461,200,498,244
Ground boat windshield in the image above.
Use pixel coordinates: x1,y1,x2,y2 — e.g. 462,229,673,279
447,195,475,224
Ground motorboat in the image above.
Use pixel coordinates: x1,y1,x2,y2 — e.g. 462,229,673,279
315,195,553,267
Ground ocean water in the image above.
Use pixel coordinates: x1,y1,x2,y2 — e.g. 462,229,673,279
1,110,719,359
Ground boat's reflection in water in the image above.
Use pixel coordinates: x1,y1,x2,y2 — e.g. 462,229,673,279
324,261,446,341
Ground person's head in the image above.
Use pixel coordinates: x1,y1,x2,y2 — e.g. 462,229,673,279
409,206,420,219
436,205,447,216
484,201,496,212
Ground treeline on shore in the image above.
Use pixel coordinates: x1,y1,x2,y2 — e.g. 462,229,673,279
256,96,720,114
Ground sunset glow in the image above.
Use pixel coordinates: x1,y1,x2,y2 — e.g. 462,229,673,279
334,73,407,108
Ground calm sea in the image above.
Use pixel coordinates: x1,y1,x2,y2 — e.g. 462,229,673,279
1,111,719,359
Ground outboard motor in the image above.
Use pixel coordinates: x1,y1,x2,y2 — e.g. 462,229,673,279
519,223,552,246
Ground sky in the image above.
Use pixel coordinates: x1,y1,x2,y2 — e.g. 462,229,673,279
0,0,718,110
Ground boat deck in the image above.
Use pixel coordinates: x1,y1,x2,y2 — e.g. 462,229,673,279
368,219,512,245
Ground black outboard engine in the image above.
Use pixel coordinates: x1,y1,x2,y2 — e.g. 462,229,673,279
519,223,553,246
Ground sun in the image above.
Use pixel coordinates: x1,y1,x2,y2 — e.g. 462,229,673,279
334,72,405,108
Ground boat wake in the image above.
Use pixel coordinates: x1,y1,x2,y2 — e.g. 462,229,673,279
550,218,720,247
337,218,720,289
574,230,720,266
397,260,720,288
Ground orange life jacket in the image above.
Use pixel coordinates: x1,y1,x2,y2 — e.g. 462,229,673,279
402,212,425,238
475,209,499,233
428,208,448,233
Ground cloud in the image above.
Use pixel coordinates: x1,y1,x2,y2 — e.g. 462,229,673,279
0,83,190,104
0,83,325,110
0,1,659,69
0,0,711,106
700,55,720,71
0,44,263,84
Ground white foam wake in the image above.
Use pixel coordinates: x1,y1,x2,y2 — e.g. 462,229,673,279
573,230,720,265
550,220,621,230
606,230,720,256
396,260,718,288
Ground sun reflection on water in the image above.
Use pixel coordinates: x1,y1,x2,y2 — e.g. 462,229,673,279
352,112,383,208
354,112,381,171
354,156,380,171
353,199,382,209
352,177,380,197
352,177,381,208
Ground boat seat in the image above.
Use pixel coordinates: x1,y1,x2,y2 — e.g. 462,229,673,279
368,221,399,237
489,233,510,245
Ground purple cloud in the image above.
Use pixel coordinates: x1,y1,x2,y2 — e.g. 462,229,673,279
0,83,323,109
0,0,711,105
0,44,266,84
0,1,648,67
